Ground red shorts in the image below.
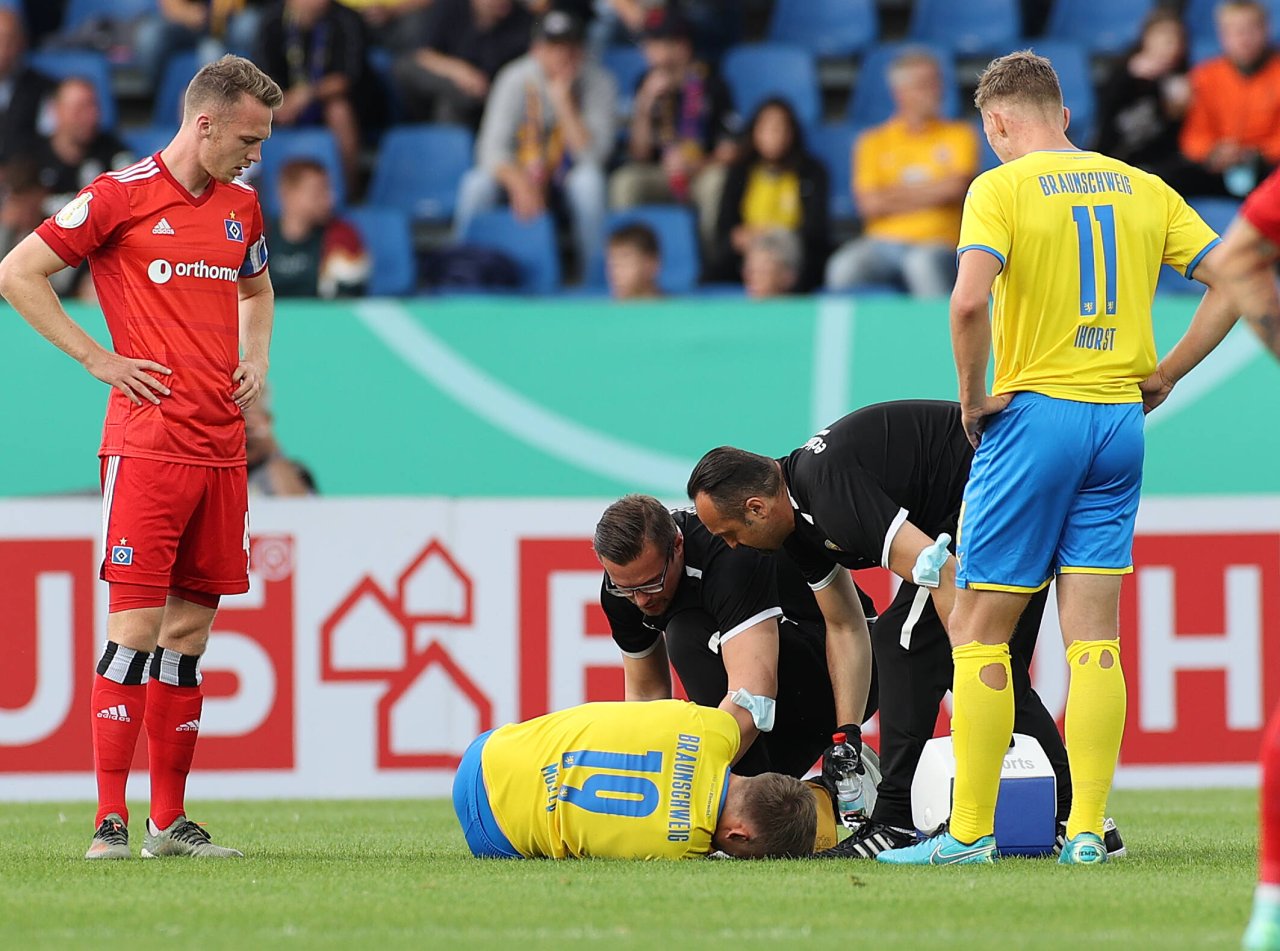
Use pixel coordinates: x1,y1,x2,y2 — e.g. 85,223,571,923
100,455,250,595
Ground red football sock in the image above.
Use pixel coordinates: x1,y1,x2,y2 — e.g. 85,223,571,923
91,675,147,826
145,680,203,830
1261,701,1280,885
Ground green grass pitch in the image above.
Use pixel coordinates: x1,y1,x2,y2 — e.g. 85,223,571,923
0,789,1257,950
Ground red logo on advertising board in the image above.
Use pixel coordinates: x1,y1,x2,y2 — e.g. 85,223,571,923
0,535,297,773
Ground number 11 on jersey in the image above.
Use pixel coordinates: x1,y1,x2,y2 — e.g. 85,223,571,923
1071,204,1117,317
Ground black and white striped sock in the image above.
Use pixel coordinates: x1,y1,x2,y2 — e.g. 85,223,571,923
149,646,201,687
96,642,150,685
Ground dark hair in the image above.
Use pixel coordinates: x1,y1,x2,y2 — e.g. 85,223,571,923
594,494,677,565
184,54,284,119
278,157,328,189
742,96,806,169
738,773,816,858
1132,8,1188,67
686,447,781,513
608,222,660,257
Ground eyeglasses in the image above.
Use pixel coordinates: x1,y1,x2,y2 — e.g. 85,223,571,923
604,539,675,598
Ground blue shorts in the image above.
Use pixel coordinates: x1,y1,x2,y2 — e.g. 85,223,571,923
955,392,1144,592
452,729,521,859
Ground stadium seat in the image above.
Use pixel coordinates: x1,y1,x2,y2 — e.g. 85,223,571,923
366,124,473,223
602,44,649,115
1045,0,1153,56
27,50,118,131
1026,41,1096,146
765,0,879,59
459,210,560,293
1159,197,1241,294
975,121,1001,171
152,50,199,128
908,0,1021,56
590,204,700,293
254,127,346,216
61,0,157,32
345,207,416,297
721,43,821,130
847,43,959,128
808,122,859,220
120,124,170,159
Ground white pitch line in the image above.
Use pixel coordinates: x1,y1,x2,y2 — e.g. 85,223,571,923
354,300,695,494
1146,325,1263,429
811,296,854,432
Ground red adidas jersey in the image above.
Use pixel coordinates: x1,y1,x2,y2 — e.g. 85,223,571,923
35,152,269,467
1243,166,1280,246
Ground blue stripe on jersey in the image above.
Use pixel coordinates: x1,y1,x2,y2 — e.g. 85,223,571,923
958,243,1006,271
1185,236,1221,280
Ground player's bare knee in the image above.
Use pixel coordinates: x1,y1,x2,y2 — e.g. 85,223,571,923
979,663,1008,691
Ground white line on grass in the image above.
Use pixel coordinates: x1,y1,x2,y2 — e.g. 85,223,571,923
1146,326,1263,429
354,300,695,494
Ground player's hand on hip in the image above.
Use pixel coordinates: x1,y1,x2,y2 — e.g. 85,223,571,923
83,349,171,406
232,360,267,409
961,393,1013,449
1139,367,1175,415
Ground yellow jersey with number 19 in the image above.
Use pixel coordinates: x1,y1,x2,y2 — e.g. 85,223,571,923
957,149,1220,403
481,700,739,859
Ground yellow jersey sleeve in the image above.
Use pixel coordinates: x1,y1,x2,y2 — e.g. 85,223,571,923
1156,176,1221,277
852,126,884,195
957,169,1013,270
482,701,739,860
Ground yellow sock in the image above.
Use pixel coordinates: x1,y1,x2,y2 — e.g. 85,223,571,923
949,641,1014,845
1064,638,1126,839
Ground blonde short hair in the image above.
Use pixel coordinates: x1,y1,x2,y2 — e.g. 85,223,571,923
184,55,283,119
974,49,1063,115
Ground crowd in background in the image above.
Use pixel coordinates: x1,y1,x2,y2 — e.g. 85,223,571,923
0,0,1276,299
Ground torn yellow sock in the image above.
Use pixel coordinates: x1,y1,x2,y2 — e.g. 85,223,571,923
1064,638,1126,840
949,641,1013,845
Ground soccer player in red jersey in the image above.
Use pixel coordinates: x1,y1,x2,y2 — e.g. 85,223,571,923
1181,171,1280,950
0,56,283,860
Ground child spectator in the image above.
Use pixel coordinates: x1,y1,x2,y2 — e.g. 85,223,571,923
743,227,801,299
266,158,370,298
606,221,662,299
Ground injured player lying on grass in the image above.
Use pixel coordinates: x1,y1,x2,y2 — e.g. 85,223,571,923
452,698,845,859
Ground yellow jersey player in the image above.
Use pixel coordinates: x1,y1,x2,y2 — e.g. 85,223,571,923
452,699,822,859
879,50,1240,866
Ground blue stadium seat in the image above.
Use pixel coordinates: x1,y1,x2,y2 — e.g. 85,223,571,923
766,0,878,59
721,43,821,129
366,124,472,223
974,120,1001,171
1186,0,1280,62
1026,41,1096,146
590,204,700,293
602,44,649,115
1159,197,1240,294
459,210,560,293
808,122,859,220
255,128,346,216
345,207,416,297
152,50,199,128
1045,0,1153,56
61,0,157,32
909,0,1021,56
847,43,959,128
120,124,170,159
27,50,118,131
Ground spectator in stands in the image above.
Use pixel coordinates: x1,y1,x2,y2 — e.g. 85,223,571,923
743,228,800,299
259,0,369,192
0,9,55,165
1180,0,1280,197
134,0,268,87
390,0,533,127
453,10,616,279
266,158,370,298
31,78,132,218
824,49,976,298
1095,9,1190,175
608,8,737,249
711,98,828,292
245,394,317,496
0,157,48,260
606,221,662,300
347,0,434,55
587,0,737,62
